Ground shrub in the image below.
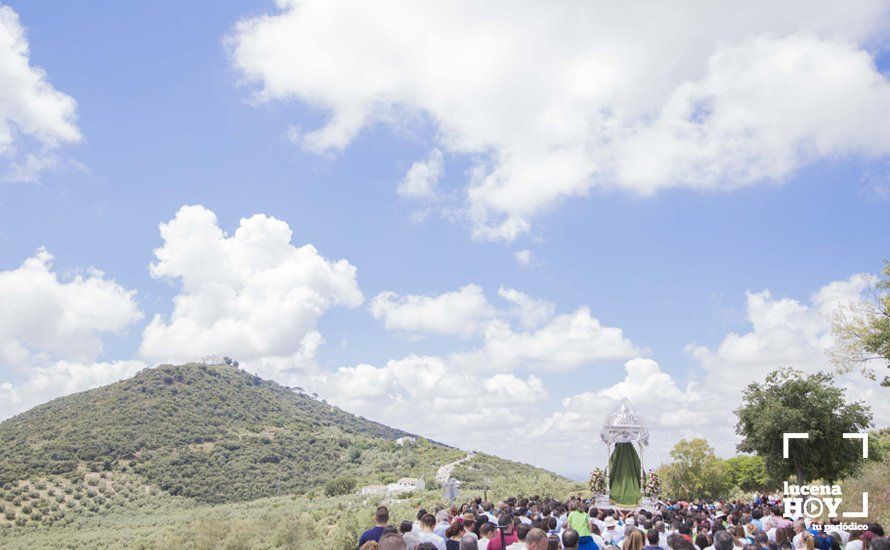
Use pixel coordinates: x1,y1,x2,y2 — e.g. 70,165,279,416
323,477,356,497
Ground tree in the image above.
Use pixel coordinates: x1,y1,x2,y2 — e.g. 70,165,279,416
830,260,890,387
323,476,356,496
660,438,732,500
725,455,773,492
735,369,872,484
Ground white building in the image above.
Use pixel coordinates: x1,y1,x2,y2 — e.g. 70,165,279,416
395,437,416,446
386,477,425,494
360,484,387,496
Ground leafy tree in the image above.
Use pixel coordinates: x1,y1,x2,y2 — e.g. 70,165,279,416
735,369,872,484
725,454,773,492
323,477,356,497
830,260,890,387
660,438,731,500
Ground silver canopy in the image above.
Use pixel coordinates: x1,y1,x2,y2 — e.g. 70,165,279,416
600,398,649,446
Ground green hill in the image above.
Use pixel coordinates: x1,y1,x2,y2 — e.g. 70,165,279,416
0,362,578,541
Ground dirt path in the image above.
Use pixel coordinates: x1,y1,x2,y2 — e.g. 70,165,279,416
436,451,475,486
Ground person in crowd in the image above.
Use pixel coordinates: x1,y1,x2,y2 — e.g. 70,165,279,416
871,538,890,550
507,523,532,549
645,528,665,550
624,530,645,550
655,521,668,549
463,516,479,540
563,529,581,550
402,520,421,549
525,528,549,550
791,520,807,549
487,513,520,550
592,522,607,548
669,533,697,550
380,533,409,550
361,542,380,550
415,510,429,533
448,520,469,550
770,509,790,531
461,535,481,550
714,532,735,550
826,519,850,545
360,506,391,548
750,511,764,532
417,513,448,550
436,510,453,538
567,502,593,537
604,516,624,545
478,523,496,550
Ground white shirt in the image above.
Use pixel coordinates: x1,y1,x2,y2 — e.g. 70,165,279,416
479,537,491,550
506,542,527,550
846,541,863,550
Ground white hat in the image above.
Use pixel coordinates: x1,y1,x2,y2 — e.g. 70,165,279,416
604,517,618,528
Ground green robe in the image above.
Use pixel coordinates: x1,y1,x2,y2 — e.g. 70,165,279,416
608,442,641,506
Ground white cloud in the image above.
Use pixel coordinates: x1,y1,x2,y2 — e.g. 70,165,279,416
0,248,142,367
0,360,146,419
455,307,640,372
369,284,498,338
139,205,364,372
370,283,636,366
514,249,533,267
309,354,549,455
398,148,443,199
686,274,875,388
229,0,890,240
0,5,80,181
497,286,554,329
0,248,144,419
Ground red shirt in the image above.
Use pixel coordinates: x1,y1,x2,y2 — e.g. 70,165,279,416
486,529,519,550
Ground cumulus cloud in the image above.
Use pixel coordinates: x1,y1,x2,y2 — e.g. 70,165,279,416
398,148,443,199
139,205,364,374
0,249,144,419
686,274,875,388
497,286,554,330
369,284,498,338
370,283,636,365
454,307,640,372
0,248,141,367
0,360,146,419
0,5,80,181
310,354,549,454
229,0,890,240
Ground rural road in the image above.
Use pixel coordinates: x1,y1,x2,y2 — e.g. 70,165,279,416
436,451,475,486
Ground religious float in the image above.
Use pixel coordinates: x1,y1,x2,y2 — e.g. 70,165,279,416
591,398,659,510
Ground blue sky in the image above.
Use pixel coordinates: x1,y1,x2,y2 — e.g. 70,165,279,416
1,0,889,477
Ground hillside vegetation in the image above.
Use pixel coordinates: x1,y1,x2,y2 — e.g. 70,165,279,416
0,363,575,544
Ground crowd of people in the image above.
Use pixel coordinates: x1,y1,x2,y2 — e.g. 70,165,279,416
355,495,888,550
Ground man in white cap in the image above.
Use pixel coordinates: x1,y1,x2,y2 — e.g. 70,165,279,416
603,516,624,546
